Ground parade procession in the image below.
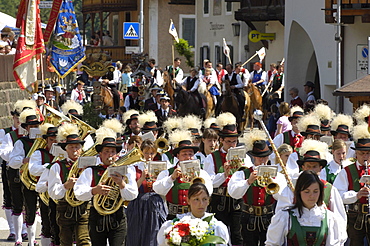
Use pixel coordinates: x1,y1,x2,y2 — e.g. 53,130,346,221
3,0,370,246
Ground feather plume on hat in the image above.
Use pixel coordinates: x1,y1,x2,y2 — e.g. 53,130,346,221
61,100,83,115
297,114,321,133
168,129,192,147
15,99,37,112
353,104,370,124
19,109,37,124
299,139,328,159
95,127,116,145
239,129,267,151
163,117,182,134
138,111,158,127
122,109,140,123
182,115,202,130
102,118,123,134
56,123,79,142
330,114,353,131
39,123,55,136
352,123,370,142
290,105,304,115
216,112,236,128
204,117,217,129
313,104,334,121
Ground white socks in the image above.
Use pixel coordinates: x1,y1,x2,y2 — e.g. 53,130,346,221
27,223,37,245
4,209,15,234
13,215,23,242
22,222,27,234
40,235,52,246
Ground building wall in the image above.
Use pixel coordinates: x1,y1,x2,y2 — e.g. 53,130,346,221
265,21,285,69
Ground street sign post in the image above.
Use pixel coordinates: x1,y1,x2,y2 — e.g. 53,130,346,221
123,22,140,40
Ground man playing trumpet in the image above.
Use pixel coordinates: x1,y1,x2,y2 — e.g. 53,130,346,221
74,135,138,246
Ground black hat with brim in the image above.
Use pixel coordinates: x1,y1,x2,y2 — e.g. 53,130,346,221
288,111,304,122
189,128,202,138
126,113,139,125
219,124,240,138
331,124,351,137
21,115,41,129
209,123,220,131
300,125,323,137
297,150,327,167
58,134,85,150
142,121,160,132
10,110,20,116
350,138,370,151
320,120,330,132
172,140,199,156
42,127,58,139
247,140,273,157
95,137,122,153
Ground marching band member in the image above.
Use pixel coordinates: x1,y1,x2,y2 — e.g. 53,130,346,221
48,123,90,246
28,124,58,246
138,111,160,138
275,139,347,239
228,130,286,246
8,109,41,246
74,133,138,246
266,170,345,246
348,104,370,158
126,139,169,246
182,115,203,147
334,123,370,245
313,103,334,137
122,110,142,138
330,114,353,142
203,113,252,246
0,106,20,241
195,128,219,167
320,139,348,184
153,130,213,220
61,100,84,120
161,117,182,165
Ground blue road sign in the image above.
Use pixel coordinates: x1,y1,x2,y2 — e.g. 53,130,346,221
123,22,140,40
362,47,369,59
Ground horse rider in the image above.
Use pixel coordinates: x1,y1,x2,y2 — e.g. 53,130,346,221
144,85,162,111
148,58,163,87
124,86,141,111
101,74,120,112
220,64,245,119
180,68,205,115
166,57,184,82
249,62,267,93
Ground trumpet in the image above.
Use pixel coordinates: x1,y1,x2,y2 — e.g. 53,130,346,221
154,135,170,154
257,172,280,195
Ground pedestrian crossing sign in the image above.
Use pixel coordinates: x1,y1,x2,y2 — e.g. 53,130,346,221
123,22,140,40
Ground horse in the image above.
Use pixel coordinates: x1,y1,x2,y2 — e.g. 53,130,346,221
162,71,175,108
198,82,215,119
174,83,207,119
244,81,263,129
99,84,124,112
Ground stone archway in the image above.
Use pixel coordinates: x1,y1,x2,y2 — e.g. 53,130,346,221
286,21,320,101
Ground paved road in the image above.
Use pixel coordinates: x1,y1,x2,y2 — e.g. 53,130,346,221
0,171,41,246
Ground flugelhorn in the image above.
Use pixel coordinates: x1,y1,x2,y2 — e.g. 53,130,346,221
93,148,143,215
257,173,280,195
253,110,295,192
69,114,96,140
154,134,170,154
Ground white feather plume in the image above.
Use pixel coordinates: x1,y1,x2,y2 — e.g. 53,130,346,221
163,117,183,134
102,118,124,134
297,114,321,133
204,117,217,129
299,139,328,159
182,115,202,130
168,129,192,147
122,109,140,123
39,123,55,136
15,99,37,112
240,129,267,151
138,111,158,126
61,100,83,115
331,114,353,131
56,123,79,142
353,104,370,123
313,104,334,121
352,123,370,142
216,112,236,128
19,109,37,124
95,127,116,145
290,105,304,116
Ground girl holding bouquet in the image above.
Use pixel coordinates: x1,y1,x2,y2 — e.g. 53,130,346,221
157,182,229,246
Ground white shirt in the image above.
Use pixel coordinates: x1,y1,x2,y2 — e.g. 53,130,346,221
240,69,250,87
266,205,346,246
157,212,229,246
8,138,27,169
113,69,122,84
161,152,178,166
48,158,74,200
74,158,138,202
269,130,299,165
153,166,213,198
181,76,200,92
222,72,244,89
70,88,85,104
203,148,253,188
36,168,50,193
250,69,267,85
0,126,15,144
168,66,183,82
306,91,316,101
0,129,19,162
29,149,52,176
124,94,139,111
320,160,342,182
151,68,163,86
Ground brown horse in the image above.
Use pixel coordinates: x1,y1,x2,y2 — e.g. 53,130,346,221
163,71,175,108
100,85,124,112
198,82,215,119
244,82,263,129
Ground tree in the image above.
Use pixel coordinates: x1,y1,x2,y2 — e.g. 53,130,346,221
174,38,194,68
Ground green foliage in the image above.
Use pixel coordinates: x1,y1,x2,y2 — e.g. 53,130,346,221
0,0,20,19
174,38,194,68
82,102,103,129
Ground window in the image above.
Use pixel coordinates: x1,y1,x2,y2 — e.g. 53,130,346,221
226,2,232,12
204,0,209,15
213,0,221,16
182,18,195,47
222,45,233,66
200,45,210,66
215,45,221,64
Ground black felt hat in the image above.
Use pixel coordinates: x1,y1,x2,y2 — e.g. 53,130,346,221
58,134,85,150
42,127,58,139
218,124,240,138
300,125,323,137
21,115,41,129
247,140,272,157
330,124,351,137
288,111,304,122
320,120,330,132
142,121,160,132
172,140,199,156
95,137,122,153
297,150,327,167
350,139,370,151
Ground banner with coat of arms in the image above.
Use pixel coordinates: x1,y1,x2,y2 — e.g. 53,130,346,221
49,0,85,78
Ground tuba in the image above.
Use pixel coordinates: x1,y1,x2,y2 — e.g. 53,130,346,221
154,135,170,154
44,105,72,125
65,143,98,207
69,114,96,140
20,137,47,191
93,148,143,215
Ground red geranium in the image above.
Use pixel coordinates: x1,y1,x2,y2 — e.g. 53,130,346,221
174,223,190,237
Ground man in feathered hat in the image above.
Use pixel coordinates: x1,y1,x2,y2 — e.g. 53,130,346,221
123,111,142,138
29,124,58,246
48,123,90,246
8,109,41,246
153,130,213,220
203,117,252,246
228,130,286,246
75,132,138,245
334,124,370,245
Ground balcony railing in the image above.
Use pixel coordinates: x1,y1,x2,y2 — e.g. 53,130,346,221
82,0,137,12
235,0,285,22
325,0,370,23
85,46,132,63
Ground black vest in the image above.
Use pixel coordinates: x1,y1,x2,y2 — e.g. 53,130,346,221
225,73,238,86
186,76,198,91
129,95,141,110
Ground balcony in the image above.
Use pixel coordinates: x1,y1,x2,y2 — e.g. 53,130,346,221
82,0,137,13
324,0,370,23
234,0,285,23
85,46,132,63
168,0,195,4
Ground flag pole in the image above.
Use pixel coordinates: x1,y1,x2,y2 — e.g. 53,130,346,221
227,54,232,65
241,52,258,67
40,53,45,93
172,43,175,81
